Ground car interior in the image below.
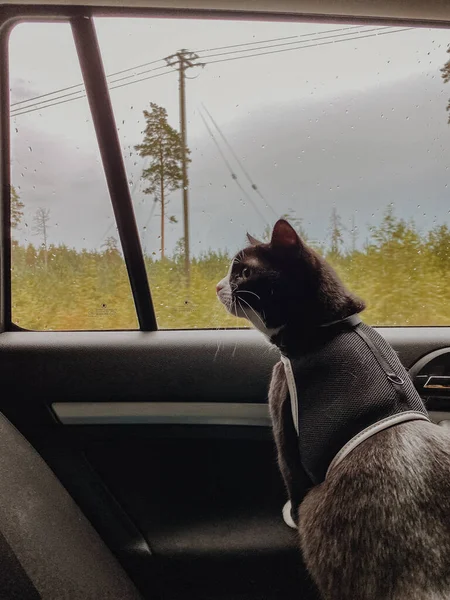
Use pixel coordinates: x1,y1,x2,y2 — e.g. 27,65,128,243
1,0,450,598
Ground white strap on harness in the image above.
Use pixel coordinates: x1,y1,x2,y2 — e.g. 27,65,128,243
280,356,430,480
280,355,299,435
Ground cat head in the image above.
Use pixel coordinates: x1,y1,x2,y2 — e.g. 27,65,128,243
216,219,365,343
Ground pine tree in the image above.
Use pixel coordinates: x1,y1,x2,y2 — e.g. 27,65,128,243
369,204,398,249
135,103,189,259
11,187,24,230
441,45,450,123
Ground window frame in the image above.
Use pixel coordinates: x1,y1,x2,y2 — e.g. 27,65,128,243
2,8,157,332
1,4,450,333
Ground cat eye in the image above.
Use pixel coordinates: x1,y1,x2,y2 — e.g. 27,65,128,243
241,267,251,279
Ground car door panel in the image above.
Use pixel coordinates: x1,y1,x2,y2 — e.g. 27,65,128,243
0,327,449,599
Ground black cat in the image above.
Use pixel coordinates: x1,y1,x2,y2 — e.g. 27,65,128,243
217,219,450,600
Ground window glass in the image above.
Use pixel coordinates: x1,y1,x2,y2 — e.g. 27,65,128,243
9,22,137,330
9,18,450,329
97,17,450,328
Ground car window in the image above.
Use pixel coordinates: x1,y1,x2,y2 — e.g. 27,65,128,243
9,22,138,330
9,17,450,329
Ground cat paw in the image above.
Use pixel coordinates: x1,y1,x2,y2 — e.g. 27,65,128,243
282,500,297,529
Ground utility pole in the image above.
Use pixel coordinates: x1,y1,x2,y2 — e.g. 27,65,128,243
165,49,203,284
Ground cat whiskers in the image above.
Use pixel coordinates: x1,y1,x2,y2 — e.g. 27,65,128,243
237,290,261,301
237,300,250,323
226,294,236,316
236,291,266,321
237,296,266,329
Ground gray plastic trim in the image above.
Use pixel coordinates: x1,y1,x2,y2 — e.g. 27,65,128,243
52,401,271,426
52,402,447,428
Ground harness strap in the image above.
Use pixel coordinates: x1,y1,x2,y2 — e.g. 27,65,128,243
326,411,430,478
280,354,299,435
354,325,408,403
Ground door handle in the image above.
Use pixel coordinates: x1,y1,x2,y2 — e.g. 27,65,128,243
424,376,450,390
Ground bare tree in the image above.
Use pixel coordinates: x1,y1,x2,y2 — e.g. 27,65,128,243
350,214,358,254
32,207,51,267
101,236,121,262
328,207,344,258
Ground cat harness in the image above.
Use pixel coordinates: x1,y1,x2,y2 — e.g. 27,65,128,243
280,315,429,487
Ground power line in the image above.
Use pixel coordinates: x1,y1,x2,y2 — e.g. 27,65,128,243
201,103,278,220
99,62,168,86
199,111,269,226
104,56,165,79
206,27,414,65
11,69,173,117
10,26,414,118
11,59,167,108
105,67,173,92
13,89,86,112
11,67,172,116
195,34,298,54
98,219,116,247
10,24,371,111
198,112,234,173
193,25,361,54
199,25,391,60
142,197,158,233
11,94,86,117
9,34,299,109
11,81,86,108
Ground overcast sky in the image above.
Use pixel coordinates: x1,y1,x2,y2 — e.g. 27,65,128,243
9,17,450,257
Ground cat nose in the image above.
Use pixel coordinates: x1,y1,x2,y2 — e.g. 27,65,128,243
216,282,224,294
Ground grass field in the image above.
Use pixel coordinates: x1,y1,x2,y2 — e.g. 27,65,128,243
11,212,450,330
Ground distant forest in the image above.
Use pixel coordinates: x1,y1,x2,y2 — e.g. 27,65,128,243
11,195,450,330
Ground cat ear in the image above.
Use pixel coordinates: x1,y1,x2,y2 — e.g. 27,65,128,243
246,233,262,246
270,219,300,249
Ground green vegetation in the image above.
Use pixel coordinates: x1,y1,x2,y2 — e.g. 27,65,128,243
11,204,450,330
